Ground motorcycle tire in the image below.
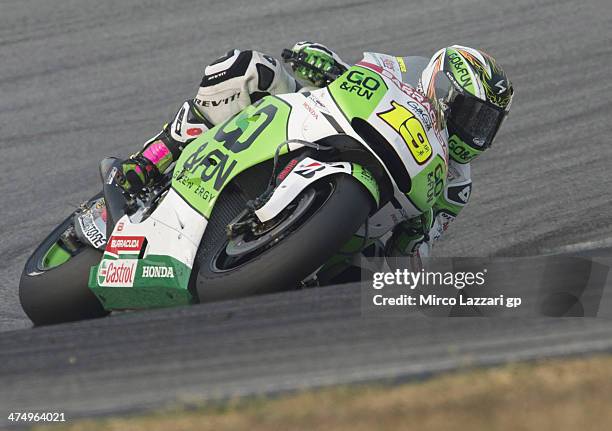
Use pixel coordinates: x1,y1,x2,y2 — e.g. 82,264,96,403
197,174,373,301
19,213,109,326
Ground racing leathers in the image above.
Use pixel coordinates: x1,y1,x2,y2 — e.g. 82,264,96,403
120,43,472,260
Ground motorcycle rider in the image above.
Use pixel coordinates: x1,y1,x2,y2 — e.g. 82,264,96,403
118,42,514,260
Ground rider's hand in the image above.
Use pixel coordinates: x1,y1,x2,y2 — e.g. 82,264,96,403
117,156,158,194
288,41,348,87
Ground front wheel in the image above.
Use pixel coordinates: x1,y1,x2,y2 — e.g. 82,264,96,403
196,174,373,301
19,204,109,326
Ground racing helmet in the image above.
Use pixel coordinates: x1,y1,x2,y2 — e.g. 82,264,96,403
421,45,514,163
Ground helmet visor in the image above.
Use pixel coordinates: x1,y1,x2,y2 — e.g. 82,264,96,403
448,92,506,148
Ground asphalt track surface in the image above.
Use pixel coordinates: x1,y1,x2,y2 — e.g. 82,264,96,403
1,0,611,424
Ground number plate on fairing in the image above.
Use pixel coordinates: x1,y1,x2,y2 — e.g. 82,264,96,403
75,197,107,249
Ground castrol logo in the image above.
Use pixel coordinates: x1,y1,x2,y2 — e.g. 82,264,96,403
97,259,137,287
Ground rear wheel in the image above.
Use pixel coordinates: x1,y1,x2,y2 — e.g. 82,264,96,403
19,204,109,326
196,174,373,301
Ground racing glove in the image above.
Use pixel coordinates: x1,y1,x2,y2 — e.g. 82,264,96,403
286,41,349,87
118,100,212,194
117,154,163,194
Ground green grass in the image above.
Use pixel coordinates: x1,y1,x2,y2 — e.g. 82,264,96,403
35,354,612,431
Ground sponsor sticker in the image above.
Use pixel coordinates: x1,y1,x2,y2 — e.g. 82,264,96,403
382,58,396,72
97,259,137,287
295,162,325,179
308,95,328,112
339,69,382,100
277,159,299,182
447,51,473,89
438,211,456,231
406,100,433,131
396,56,407,73
446,183,472,205
195,92,240,108
302,101,319,119
187,127,203,137
378,100,433,165
78,212,106,248
142,265,175,278
105,236,146,257
106,167,118,185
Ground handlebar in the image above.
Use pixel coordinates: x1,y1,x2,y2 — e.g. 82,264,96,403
99,157,172,237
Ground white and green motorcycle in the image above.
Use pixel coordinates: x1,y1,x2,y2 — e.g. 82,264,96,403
19,52,449,325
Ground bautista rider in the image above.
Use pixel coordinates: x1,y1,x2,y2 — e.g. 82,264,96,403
117,42,514,262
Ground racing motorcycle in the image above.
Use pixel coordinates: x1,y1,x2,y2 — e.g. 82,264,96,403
19,50,449,325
